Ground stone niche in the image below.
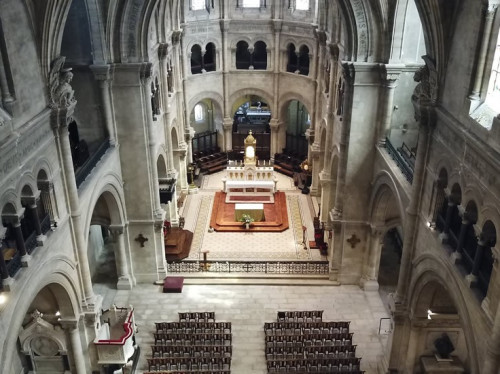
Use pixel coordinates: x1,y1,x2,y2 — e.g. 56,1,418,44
18,310,69,374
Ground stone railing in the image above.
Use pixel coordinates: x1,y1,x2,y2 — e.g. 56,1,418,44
75,138,110,187
384,137,414,184
167,260,329,274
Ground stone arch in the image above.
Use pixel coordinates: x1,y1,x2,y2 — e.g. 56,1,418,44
0,262,80,373
16,173,37,199
33,158,54,182
157,153,168,178
369,171,406,231
408,260,479,373
278,93,313,120
188,91,224,117
171,124,181,148
0,190,22,216
229,88,274,115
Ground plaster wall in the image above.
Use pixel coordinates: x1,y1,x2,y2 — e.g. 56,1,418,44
0,0,47,127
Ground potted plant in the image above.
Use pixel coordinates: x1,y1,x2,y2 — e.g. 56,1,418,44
239,214,255,229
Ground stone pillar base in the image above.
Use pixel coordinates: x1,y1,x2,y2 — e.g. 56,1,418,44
362,279,380,291
36,234,47,246
21,254,32,267
117,276,133,290
188,186,199,194
450,251,462,264
465,273,478,287
1,276,13,291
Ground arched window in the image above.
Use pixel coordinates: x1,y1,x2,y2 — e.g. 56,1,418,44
241,0,261,7
298,45,310,75
191,44,203,74
236,41,251,69
286,44,298,73
194,104,204,122
253,41,267,70
289,0,309,11
191,0,205,10
204,43,216,72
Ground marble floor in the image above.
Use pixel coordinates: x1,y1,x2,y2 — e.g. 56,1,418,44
102,172,391,373
112,284,390,374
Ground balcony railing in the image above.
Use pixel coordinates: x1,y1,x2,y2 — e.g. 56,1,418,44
167,260,329,274
7,251,21,277
384,137,414,184
41,214,51,234
25,232,37,255
75,138,110,188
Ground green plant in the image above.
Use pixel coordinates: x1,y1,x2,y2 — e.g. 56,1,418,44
239,214,255,224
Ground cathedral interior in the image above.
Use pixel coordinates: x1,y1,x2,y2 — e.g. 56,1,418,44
1,0,500,373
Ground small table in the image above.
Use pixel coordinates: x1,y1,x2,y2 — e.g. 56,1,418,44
235,203,265,222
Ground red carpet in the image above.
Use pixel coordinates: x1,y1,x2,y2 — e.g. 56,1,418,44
210,191,289,232
227,195,272,203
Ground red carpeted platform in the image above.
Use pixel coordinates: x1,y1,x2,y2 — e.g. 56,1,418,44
163,276,184,293
210,191,289,232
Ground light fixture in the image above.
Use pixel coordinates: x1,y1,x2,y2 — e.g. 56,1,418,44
55,311,61,317
0,294,7,305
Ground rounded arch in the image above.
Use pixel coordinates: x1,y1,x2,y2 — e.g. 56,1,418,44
369,171,406,232
83,174,127,245
278,93,313,121
16,173,37,198
34,158,55,182
478,205,500,233
408,259,480,373
187,91,224,116
229,88,274,116
449,183,462,205
0,260,80,373
171,124,181,148
0,189,22,216
157,153,168,178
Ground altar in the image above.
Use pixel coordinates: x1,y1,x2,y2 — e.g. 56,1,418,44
222,130,277,204
235,203,265,222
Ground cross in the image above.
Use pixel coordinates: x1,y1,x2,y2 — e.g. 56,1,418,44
135,233,148,247
346,234,360,248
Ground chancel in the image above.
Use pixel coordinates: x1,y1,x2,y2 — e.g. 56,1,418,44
1,0,500,373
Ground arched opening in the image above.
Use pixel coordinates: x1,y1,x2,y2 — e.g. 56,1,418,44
236,41,251,69
459,201,478,274
88,191,127,294
190,44,203,74
298,45,310,75
408,279,469,372
191,99,221,157
231,95,271,160
286,43,298,72
369,182,403,296
15,283,78,373
476,220,496,297
1,202,22,278
283,100,310,161
20,185,39,255
204,42,216,72
253,41,267,70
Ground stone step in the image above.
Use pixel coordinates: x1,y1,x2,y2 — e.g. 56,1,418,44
157,274,337,286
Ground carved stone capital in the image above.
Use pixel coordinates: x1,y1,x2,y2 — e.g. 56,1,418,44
109,224,125,236
314,29,327,45
140,62,153,85
59,318,80,331
158,43,169,61
90,64,112,81
50,102,76,130
379,63,404,87
171,30,182,45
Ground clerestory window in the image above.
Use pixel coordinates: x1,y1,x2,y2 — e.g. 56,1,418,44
240,0,262,8
194,104,204,122
191,0,205,10
296,0,310,10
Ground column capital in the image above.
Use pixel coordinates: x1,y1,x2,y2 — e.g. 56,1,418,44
109,224,125,236
50,102,76,131
379,63,404,87
90,64,112,81
140,62,153,85
59,317,81,331
2,209,25,225
171,30,182,45
158,43,169,61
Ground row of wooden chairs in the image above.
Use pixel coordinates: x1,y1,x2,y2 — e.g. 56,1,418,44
268,367,364,374
155,321,231,333
266,345,357,359
178,311,216,322
147,357,231,372
151,344,232,358
264,321,350,334
145,371,230,374
265,326,350,337
266,358,361,372
277,310,324,323
153,332,232,346
265,333,353,345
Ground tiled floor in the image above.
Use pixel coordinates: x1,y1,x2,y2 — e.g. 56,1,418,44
104,172,390,373
112,284,389,374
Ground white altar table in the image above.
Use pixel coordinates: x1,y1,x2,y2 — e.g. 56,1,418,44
235,203,265,222
224,180,275,193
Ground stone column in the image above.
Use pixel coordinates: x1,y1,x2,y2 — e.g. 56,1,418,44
451,218,470,263
13,221,27,258
109,225,132,290
52,104,95,307
0,47,14,111
362,227,384,291
440,200,457,242
222,118,233,151
466,236,488,287
318,172,333,223
141,63,164,220
269,118,280,157
0,226,13,290
469,4,498,100
60,319,87,374
28,201,46,246
309,142,322,196
91,65,116,146
377,64,402,145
